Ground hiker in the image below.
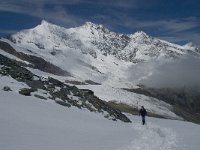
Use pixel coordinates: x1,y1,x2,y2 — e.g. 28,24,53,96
139,106,147,125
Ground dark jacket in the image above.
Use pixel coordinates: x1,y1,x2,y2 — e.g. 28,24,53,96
139,108,147,117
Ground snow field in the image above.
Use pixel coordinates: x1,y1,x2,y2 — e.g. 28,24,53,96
0,87,200,150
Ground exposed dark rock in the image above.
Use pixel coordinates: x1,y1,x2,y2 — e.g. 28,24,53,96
55,100,71,107
81,89,94,95
19,88,36,96
85,80,101,85
3,86,12,91
34,94,47,100
0,41,70,76
50,51,56,55
34,43,45,49
65,80,87,85
26,80,46,90
48,77,64,87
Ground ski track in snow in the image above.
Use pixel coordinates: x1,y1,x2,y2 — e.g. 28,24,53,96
118,120,178,150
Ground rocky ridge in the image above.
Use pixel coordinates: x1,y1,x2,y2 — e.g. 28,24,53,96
0,53,131,123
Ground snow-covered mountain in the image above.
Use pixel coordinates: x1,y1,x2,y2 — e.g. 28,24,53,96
2,20,198,87
0,20,200,121
8,20,199,62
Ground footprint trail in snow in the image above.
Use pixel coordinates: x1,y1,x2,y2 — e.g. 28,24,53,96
119,120,178,150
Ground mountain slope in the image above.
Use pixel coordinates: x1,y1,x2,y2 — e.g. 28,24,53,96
0,53,131,122
0,20,200,121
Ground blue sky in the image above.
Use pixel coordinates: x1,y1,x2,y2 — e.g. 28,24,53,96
0,0,199,45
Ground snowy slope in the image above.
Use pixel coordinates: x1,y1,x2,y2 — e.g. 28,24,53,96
77,84,181,119
0,87,200,150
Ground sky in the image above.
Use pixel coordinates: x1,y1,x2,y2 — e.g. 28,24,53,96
0,0,199,45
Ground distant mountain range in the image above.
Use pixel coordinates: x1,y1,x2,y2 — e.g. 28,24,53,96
1,20,199,86
8,20,200,61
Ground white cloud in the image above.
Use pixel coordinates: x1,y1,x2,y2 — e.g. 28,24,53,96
128,55,200,88
120,17,198,33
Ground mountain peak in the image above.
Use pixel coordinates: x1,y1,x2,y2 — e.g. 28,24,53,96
84,21,96,27
130,31,152,42
35,20,65,34
40,19,56,27
80,22,110,33
41,19,49,25
133,31,149,37
184,42,194,47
